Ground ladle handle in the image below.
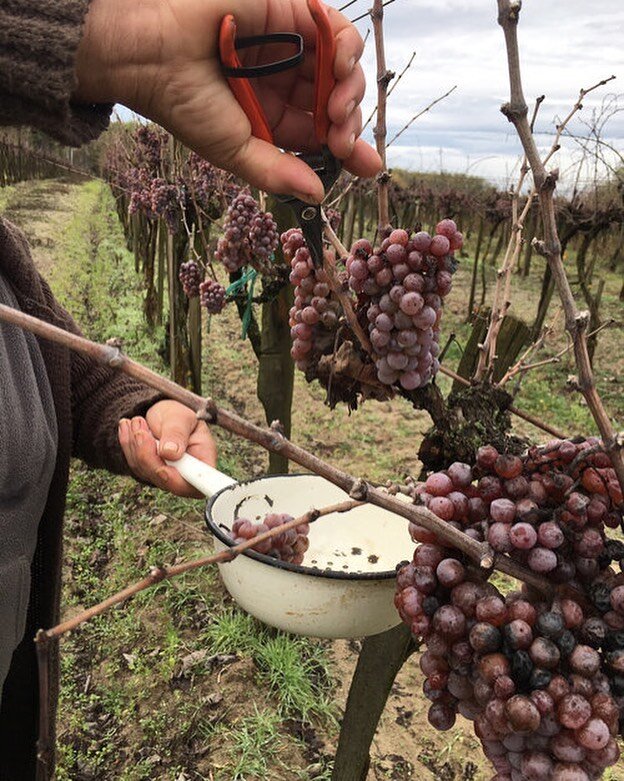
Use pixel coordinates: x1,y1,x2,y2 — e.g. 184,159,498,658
164,450,237,497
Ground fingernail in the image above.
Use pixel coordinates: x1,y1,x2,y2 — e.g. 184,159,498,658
131,418,141,434
156,467,170,484
134,431,145,445
348,132,356,150
345,100,356,118
294,191,321,205
161,440,180,458
348,56,356,72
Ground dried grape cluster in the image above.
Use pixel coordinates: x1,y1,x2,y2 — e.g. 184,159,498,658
229,513,310,565
346,219,462,389
215,190,279,275
179,261,227,314
281,227,341,369
215,190,257,272
150,177,181,232
199,279,226,314
106,125,228,233
179,260,203,298
396,439,624,780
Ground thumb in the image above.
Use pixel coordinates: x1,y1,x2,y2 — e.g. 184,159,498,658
146,401,198,461
226,136,325,203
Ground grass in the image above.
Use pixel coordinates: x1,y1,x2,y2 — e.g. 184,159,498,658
217,707,284,780
0,183,15,212
203,609,336,723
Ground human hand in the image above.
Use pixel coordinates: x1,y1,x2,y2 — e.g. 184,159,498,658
118,400,218,498
74,0,381,202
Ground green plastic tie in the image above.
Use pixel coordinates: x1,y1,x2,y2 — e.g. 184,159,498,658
225,266,256,298
240,270,258,339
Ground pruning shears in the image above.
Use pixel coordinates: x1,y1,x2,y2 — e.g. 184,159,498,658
219,0,342,267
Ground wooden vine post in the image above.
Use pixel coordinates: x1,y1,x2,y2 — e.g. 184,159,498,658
257,197,296,474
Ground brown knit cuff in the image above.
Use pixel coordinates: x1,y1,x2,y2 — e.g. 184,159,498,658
0,1,113,146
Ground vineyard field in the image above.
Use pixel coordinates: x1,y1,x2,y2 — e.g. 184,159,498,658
1,176,622,780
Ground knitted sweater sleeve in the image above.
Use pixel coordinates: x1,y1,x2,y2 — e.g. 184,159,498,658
0,0,113,146
34,274,165,475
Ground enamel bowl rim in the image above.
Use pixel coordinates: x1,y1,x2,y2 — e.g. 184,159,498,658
205,472,404,581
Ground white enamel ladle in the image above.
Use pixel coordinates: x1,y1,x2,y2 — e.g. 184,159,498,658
165,451,413,639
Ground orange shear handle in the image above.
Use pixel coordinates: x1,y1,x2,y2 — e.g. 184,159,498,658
307,0,336,145
219,1,336,148
219,14,274,144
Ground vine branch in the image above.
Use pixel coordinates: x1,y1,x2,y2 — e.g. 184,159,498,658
497,0,624,492
0,302,553,596
372,0,393,233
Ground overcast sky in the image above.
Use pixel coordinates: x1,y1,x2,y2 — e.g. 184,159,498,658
336,0,624,188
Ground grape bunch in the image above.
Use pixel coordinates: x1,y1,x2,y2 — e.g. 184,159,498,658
215,190,280,275
215,190,258,272
406,438,622,584
199,279,226,314
396,439,624,780
282,228,341,369
396,549,622,780
150,178,182,231
345,219,462,389
249,211,279,276
179,260,203,298
229,512,310,565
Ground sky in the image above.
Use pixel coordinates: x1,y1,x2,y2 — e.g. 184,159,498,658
336,0,624,189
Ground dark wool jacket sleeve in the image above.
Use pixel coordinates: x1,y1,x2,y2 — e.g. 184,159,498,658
36,273,164,474
0,0,113,146
1,220,164,474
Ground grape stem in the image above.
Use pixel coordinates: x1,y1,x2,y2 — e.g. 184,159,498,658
321,220,375,356
0,302,553,599
371,0,393,233
497,0,624,492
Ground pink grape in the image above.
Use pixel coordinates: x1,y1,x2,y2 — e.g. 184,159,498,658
510,522,537,550
425,473,453,497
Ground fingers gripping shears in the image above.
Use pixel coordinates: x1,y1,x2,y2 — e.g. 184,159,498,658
219,0,342,267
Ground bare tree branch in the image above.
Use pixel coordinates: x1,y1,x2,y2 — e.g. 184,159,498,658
0,302,554,594
496,0,624,491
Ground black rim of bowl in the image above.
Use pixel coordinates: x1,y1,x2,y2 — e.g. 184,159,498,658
205,473,406,581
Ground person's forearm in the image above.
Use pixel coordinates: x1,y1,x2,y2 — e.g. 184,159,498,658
74,0,163,107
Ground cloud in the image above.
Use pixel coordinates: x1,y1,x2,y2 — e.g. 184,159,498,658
333,0,624,183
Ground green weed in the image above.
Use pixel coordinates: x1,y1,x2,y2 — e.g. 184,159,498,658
217,707,283,781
